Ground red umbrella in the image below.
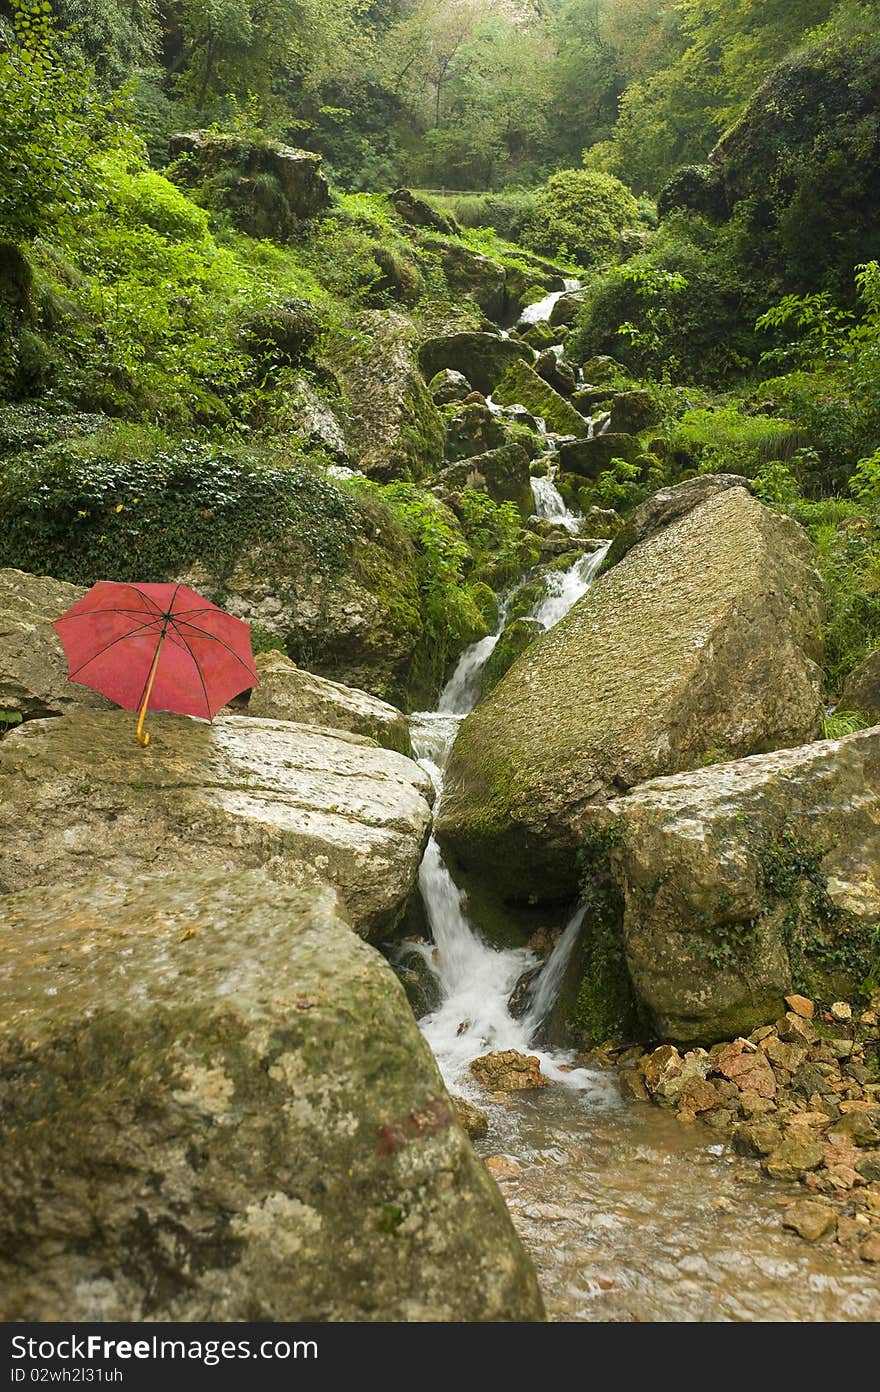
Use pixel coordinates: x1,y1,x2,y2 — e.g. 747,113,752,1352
53,580,259,746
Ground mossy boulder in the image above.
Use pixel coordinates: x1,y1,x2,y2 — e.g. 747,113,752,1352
244,650,412,755
437,488,825,905
241,297,323,367
168,132,330,239
840,649,880,719
444,401,507,461
600,726,880,1043
482,618,542,695
611,390,659,435
492,359,588,437
391,187,460,235
429,444,532,516
432,240,507,322
0,568,112,719
604,474,751,568
334,310,444,481
557,432,641,478
429,368,472,405
418,332,531,397
0,870,544,1320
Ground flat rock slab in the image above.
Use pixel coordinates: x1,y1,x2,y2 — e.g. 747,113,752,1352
0,871,543,1321
0,710,434,940
605,726,880,1042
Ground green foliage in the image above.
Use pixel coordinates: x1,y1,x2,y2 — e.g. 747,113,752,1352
522,169,640,267
0,0,126,242
570,823,641,1045
0,434,359,588
456,490,523,587
668,402,802,477
822,710,870,739
591,458,648,511
343,477,491,693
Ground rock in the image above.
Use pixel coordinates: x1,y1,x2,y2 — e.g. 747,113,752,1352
763,1135,826,1181
826,1112,880,1147
492,359,589,437
0,711,433,942
840,648,880,718
856,1152,880,1181
482,618,543,695
244,651,411,754
571,386,614,414
452,1096,490,1140
859,1235,880,1262
0,568,112,719
535,349,576,396
433,240,507,321
785,994,815,1018
519,321,558,350
782,1200,836,1242
610,390,658,434
733,1121,783,1157
582,506,623,537
604,725,880,1043
431,445,533,516
0,870,543,1321
548,290,588,326
760,1037,809,1074
418,333,531,397
429,368,472,405
241,297,322,368
604,474,751,567
470,1051,548,1092
392,946,442,1018
438,488,825,910
391,187,459,236
443,401,507,461
335,310,444,480
677,1078,721,1114
715,1043,777,1099
778,1011,818,1045
836,1214,871,1244
556,432,640,477
830,1000,853,1021
169,132,329,238
580,355,627,383
641,1044,683,1096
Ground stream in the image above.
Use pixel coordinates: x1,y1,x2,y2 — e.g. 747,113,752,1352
403,400,880,1321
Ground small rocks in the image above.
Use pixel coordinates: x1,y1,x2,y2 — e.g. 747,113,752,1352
830,1001,853,1022
733,1122,782,1158
470,1050,547,1092
785,994,815,1019
782,1200,836,1242
762,1134,825,1181
860,1234,880,1262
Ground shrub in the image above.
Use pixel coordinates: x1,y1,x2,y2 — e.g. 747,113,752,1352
521,169,640,267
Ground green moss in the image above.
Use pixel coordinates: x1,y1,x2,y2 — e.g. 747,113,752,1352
492,358,587,436
564,824,642,1047
754,821,880,1001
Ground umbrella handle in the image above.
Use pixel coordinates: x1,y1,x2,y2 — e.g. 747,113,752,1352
136,637,164,747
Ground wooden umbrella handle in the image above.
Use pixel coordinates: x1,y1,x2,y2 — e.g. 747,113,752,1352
136,636,164,747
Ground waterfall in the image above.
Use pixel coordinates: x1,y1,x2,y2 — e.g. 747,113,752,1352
530,471,581,533
410,456,608,1090
517,277,580,326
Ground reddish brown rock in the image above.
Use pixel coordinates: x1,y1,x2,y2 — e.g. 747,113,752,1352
470,1051,547,1092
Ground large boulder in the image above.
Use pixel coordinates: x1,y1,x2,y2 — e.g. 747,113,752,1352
840,649,880,718
0,711,433,941
492,359,588,437
334,310,444,481
244,650,411,754
180,508,423,706
437,488,825,903
604,474,751,567
0,870,544,1321
169,132,330,239
391,187,459,235
428,444,533,515
444,400,507,462
418,333,531,397
601,726,880,1043
433,240,507,322
0,568,111,718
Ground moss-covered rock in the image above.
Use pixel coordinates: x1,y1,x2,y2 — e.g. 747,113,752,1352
604,474,751,569
432,240,507,322
334,310,445,481
0,870,544,1320
418,332,531,396
437,489,825,905
482,617,542,694
601,726,880,1044
840,649,880,720
444,401,507,461
391,187,460,236
0,568,112,719
244,650,412,755
492,359,588,437
429,444,532,515
168,132,330,239
557,432,641,478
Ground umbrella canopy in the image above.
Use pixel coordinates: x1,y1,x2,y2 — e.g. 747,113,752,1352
54,580,259,745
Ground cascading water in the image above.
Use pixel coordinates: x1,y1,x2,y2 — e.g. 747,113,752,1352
518,277,581,326
409,443,610,1090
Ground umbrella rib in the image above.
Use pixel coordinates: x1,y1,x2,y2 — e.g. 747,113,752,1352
58,605,166,622
65,615,166,679
170,626,213,719
170,618,258,676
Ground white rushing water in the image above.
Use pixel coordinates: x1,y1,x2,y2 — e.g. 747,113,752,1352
409,447,611,1091
518,277,581,326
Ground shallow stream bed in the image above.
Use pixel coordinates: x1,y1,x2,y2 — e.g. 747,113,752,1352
476,1079,880,1322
